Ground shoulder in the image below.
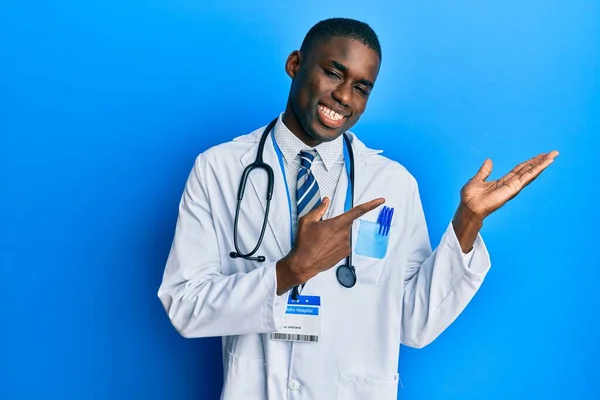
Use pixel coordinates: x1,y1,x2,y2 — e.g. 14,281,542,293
347,131,418,190
192,125,264,168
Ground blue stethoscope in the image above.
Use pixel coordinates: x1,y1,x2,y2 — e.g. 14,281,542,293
229,117,358,289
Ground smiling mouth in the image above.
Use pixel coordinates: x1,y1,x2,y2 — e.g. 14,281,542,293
317,104,347,128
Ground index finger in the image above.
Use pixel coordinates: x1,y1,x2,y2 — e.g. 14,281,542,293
334,198,386,225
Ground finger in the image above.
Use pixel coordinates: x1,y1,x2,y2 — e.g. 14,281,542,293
303,197,331,222
473,159,493,181
496,153,546,184
523,150,559,176
519,155,556,188
505,155,556,191
336,197,386,225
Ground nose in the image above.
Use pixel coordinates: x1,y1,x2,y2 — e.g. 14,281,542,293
331,82,352,107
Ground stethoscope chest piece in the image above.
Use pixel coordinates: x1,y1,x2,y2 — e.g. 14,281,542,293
336,264,357,288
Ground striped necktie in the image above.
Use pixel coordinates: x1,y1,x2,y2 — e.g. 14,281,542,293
296,150,321,219
293,150,321,299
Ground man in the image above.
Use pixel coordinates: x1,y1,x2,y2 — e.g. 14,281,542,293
158,18,558,399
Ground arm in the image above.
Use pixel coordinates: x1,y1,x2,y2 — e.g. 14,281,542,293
157,154,288,339
401,150,558,348
400,180,490,348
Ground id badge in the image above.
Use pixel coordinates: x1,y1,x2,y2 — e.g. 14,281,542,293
270,295,320,343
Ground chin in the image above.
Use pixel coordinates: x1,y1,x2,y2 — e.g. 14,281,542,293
310,118,346,142
310,126,342,143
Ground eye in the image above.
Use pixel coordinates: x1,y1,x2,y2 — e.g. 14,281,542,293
323,69,341,79
354,85,370,96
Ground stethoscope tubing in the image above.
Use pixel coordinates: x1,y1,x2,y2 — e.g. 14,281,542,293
230,117,357,289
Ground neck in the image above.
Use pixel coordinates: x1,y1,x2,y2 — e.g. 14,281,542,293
282,103,321,148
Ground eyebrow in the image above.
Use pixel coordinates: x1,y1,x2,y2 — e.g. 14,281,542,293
331,60,374,88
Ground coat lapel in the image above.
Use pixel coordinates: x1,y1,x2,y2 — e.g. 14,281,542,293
325,158,349,220
346,133,384,222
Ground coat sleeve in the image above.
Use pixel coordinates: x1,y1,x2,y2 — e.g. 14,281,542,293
400,178,491,348
157,154,289,339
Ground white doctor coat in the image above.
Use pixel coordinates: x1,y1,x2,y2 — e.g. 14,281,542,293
158,123,491,400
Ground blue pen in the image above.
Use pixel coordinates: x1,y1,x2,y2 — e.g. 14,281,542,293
378,206,389,235
380,207,389,235
384,207,390,236
386,207,394,235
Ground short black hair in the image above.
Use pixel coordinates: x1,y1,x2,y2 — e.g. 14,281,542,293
300,17,382,61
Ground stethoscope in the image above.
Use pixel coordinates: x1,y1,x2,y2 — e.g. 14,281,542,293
229,117,358,290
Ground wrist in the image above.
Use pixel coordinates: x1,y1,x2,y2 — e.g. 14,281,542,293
275,253,307,296
452,203,484,253
455,202,485,225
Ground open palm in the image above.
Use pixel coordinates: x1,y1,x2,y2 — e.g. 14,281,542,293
461,150,559,219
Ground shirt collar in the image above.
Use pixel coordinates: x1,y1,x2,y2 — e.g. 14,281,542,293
273,113,343,171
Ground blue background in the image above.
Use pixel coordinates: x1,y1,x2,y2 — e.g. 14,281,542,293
2,1,598,399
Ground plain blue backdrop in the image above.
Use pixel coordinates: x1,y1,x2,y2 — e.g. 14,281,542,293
2,1,599,399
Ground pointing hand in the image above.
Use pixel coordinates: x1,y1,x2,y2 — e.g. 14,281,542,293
276,197,385,295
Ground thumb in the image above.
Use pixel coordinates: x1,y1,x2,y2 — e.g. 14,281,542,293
473,159,493,181
305,197,330,221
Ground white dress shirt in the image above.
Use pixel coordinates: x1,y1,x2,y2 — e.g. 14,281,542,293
273,113,345,236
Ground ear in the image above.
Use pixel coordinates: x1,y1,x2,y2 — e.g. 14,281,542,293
285,50,302,79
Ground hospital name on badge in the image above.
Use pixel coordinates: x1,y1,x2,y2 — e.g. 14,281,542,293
270,295,320,343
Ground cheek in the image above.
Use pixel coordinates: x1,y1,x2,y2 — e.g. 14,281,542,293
351,98,367,117
303,76,324,100
345,100,367,127
304,71,335,98
294,79,316,108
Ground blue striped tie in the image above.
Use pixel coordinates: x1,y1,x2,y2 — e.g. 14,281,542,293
293,150,321,299
296,150,321,219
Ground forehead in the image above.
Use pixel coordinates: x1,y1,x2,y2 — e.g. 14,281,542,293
308,36,380,79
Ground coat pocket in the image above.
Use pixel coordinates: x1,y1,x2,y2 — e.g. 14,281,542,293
337,373,399,400
354,220,391,259
351,219,393,286
221,349,267,399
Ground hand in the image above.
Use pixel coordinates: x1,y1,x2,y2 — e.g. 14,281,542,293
452,150,559,253
460,150,559,219
276,197,385,295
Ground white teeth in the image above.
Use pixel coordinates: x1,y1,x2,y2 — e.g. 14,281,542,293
319,105,344,121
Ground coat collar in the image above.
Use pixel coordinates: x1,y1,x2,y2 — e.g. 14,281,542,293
272,114,344,171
